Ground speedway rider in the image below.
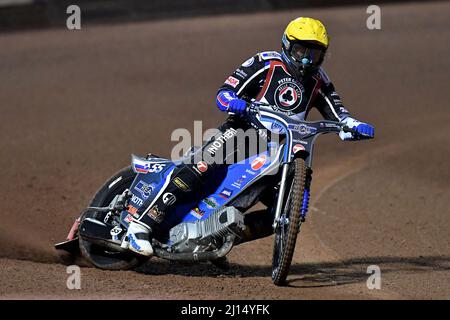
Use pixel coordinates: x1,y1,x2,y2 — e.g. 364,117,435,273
122,17,375,256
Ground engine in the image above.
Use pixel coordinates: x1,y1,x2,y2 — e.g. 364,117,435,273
168,207,245,253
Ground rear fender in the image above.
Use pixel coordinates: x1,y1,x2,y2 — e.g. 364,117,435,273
54,217,80,252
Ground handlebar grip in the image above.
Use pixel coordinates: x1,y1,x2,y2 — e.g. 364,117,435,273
226,101,254,116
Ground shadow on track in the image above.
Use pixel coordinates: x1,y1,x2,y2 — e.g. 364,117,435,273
135,255,450,287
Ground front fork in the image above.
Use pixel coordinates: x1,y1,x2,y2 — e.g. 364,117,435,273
272,164,313,229
272,164,290,230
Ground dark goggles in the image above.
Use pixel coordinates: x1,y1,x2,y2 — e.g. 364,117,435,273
290,42,326,66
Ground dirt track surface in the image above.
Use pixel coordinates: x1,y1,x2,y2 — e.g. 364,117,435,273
0,1,449,299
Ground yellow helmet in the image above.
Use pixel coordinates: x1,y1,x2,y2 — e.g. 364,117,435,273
281,17,329,77
285,17,329,48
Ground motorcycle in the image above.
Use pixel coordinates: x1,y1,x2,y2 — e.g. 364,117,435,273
55,102,366,286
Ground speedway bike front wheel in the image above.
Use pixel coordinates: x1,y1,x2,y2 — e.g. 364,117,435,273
271,157,307,286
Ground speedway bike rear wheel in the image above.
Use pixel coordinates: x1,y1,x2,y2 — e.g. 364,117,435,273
271,158,307,286
78,166,147,270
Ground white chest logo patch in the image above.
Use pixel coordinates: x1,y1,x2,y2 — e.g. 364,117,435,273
274,81,303,112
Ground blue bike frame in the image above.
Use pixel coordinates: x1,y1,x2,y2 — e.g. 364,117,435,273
124,103,349,239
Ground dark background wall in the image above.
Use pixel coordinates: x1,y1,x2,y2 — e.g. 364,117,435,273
0,0,437,32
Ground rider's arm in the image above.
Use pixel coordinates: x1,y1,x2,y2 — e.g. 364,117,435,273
314,68,375,140
216,54,269,112
313,68,351,122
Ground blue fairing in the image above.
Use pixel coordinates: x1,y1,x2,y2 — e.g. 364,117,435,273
121,145,283,229
181,151,275,223
120,157,176,228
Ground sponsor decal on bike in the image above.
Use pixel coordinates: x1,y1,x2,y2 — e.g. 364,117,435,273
231,174,247,189
251,154,267,170
196,161,208,173
124,214,133,223
127,205,139,217
219,188,233,200
162,192,176,206
273,79,303,112
225,76,240,88
133,181,155,199
150,163,166,173
132,158,166,174
245,169,257,176
173,177,190,192
270,121,285,134
241,57,254,67
288,123,317,136
207,128,237,155
190,207,205,219
131,194,144,207
202,197,219,209
148,206,164,223
292,144,306,153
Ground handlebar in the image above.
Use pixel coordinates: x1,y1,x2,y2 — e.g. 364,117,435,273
229,101,367,139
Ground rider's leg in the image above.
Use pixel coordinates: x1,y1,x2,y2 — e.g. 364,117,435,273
123,116,256,256
123,164,211,256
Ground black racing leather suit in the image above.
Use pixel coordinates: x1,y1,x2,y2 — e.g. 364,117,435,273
216,51,351,121
136,51,353,235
